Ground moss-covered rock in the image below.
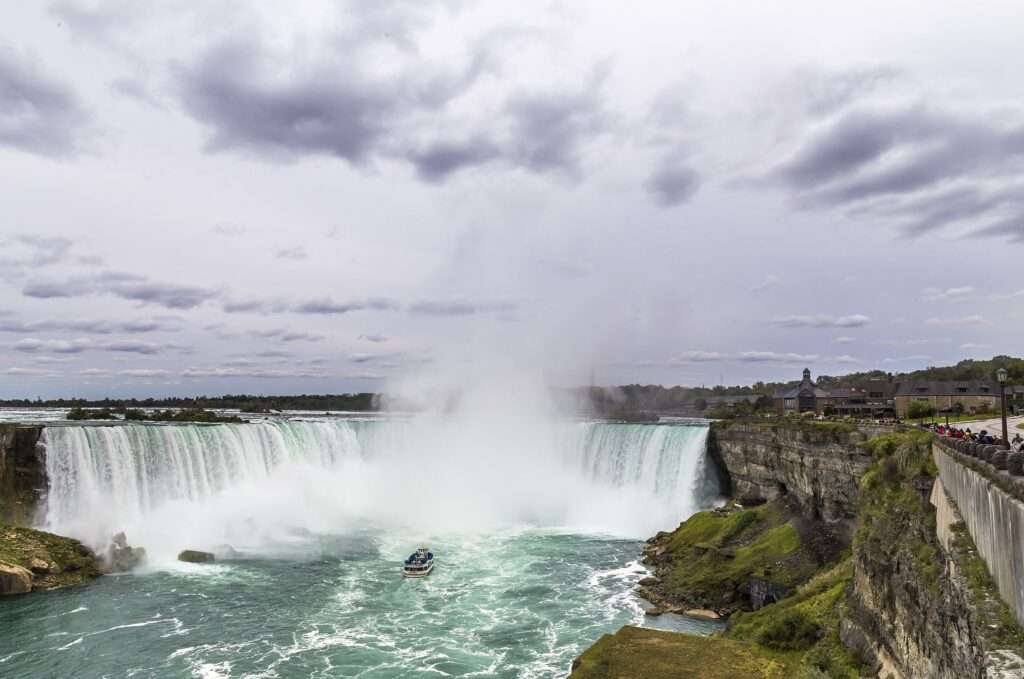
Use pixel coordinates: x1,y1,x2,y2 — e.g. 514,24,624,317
0,524,101,592
640,500,841,616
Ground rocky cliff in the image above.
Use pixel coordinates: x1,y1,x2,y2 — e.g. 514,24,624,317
709,422,875,532
575,423,1024,679
0,425,46,526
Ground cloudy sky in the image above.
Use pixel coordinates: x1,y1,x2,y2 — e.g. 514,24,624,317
2,0,1023,398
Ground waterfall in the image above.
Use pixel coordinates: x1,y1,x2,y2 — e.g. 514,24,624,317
41,419,717,560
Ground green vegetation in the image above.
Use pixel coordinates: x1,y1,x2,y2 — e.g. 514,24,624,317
123,408,243,424
66,407,118,420
0,523,101,590
715,417,858,440
569,626,798,679
728,561,861,677
856,430,943,598
644,500,834,613
906,400,937,422
64,407,243,423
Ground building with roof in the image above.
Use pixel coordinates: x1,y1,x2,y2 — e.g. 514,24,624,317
773,368,831,415
893,380,998,418
828,379,897,418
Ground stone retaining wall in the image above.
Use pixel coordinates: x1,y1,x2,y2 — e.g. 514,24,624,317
934,440,1024,624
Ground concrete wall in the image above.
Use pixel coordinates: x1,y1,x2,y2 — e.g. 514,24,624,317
934,442,1024,624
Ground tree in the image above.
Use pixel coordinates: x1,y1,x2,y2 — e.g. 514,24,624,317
906,400,937,422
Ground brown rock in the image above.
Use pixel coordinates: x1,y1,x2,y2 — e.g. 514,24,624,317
28,557,50,574
0,562,33,595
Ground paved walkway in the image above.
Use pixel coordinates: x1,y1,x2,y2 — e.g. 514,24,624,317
946,413,1024,438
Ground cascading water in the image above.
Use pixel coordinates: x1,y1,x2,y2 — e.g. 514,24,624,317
4,417,722,678
41,419,717,558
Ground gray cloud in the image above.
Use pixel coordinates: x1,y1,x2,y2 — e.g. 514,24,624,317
247,328,324,342
409,137,502,182
359,334,389,343
23,272,218,309
13,337,186,355
773,314,870,328
502,82,608,176
645,159,700,207
181,366,333,379
172,12,608,184
407,300,516,316
294,297,401,315
768,105,1024,239
221,298,287,314
0,50,90,156
0,317,177,334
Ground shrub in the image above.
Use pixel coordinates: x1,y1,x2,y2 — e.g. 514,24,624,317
756,610,822,651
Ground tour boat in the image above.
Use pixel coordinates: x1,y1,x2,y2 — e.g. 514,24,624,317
402,547,435,578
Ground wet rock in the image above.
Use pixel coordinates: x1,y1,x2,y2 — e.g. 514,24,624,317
178,549,215,564
0,562,32,595
107,533,146,572
644,607,664,617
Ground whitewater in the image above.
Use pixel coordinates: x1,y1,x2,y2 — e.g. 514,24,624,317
1,417,721,678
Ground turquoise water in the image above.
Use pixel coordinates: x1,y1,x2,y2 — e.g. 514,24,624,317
0,530,719,678
3,418,720,677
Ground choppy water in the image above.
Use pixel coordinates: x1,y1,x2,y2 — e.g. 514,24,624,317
0,417,721,677
0,530,720,678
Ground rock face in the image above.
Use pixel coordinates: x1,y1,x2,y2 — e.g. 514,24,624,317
178,549,215,564
0,425,46,526
708,422,874,534
841,468,1023,678
0,562,33,595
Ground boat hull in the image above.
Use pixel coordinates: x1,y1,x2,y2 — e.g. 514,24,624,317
402,562,435,578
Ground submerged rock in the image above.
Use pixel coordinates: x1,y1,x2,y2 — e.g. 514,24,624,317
178,549,215,564
107,532,146,572
0,562,32,595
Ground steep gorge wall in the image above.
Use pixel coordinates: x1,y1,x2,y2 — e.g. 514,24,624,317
710,423,1024,678
0,425,46,525
709,422,875,528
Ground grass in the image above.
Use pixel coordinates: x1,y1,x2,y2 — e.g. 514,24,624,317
569,626,799,679
728,561,861,678
655,502,818,608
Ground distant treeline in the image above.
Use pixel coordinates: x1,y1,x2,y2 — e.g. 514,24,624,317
0,393,379,412
3,357,1019,417
67,407,243,423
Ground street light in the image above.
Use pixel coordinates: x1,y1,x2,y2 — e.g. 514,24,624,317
997,368,1009,449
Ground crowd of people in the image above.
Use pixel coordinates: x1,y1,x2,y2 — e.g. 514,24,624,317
924,422,1024,452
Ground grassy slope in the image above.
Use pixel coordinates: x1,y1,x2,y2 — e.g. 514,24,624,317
0,523,101,590
727,560,861,678
570,626,797,679
646,501,823,612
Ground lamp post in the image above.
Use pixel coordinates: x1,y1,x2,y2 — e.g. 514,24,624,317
997,368,1009,449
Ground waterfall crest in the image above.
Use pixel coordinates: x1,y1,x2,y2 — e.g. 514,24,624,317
41,419,717,559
